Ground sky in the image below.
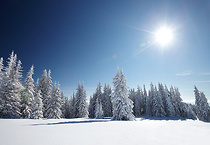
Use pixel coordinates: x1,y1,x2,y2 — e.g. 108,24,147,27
0,0,210,103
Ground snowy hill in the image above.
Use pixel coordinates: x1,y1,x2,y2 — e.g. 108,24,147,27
0,118,209,145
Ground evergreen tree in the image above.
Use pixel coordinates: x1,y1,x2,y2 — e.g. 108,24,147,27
146,90,151,116
142,85,147,114
159,84,175,117
69,94,76,118
20,89,31,118
95,98,104,119
195,86,209,122
39,69,52,118
63,96,71,118
21,65,34,118
129,88,136,115
170,86,181,116
60,91,65,118
149,83,156,117
181,102,196,120
111,68,135,121
75,81,88,118
88,96,95,118
134,87,141,116
1,52,22,118
88,82,103,118
31,79,43,119
102,83,112,117
46,82,62,119
0,57,4,116
151,85,166,117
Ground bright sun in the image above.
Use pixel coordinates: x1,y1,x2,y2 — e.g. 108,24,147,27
155,27,173,46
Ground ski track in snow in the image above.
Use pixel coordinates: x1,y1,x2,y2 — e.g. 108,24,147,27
0,118,210,145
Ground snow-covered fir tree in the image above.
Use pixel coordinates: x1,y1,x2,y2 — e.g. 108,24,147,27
39,69,52,118
151,85,166,117
63,96,70,118
159,84,175,117
21,65,35,118
170,86,181,116
63,94,75,118
46,82,62,119
88,96,95,118
181,102,197,120
75,81,88,118
142,85,147,114
129,88,136,115
1,52,23,118
20,89,31,118
195,86,209,122
60,91,65,118
0,57,4,116
149,83,156,117
134,87,141,116
88,82,102,118
111,67,135,121
31,79,43,119
102,83,112,117
0,57,3,86
69,95,75,118
95,98,104,119
146,90,151,116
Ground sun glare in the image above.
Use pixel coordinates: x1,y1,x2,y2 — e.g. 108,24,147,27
155,27,173,46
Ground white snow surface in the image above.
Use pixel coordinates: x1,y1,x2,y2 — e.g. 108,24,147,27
0,118,210,145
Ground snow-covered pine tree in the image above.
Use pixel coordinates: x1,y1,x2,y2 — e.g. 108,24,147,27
111,67,135,121
142,85,147,115
159,84,175,117
79,82,89,118
1,52,23,118
88,82,103,118
194,86,200,117
129,88,136,115
195,86,209,122
46,82,62,119
88,96,94,118
170,86,181,116
102,83,112,117
75,81,89,118
199,92,209,121
151,85,166,117
21,65,35,118
74,81,81,118
134,87,141,116
31,79,43,119
0,57,3,86
149,83,156,117
146,90,151,116
0,57,4,116
39,69,52,118
20,89,31,118
70,94,76,118
95,98,104,119
63,96,71,118
60,91,65,118
175,87,184,117
181,102,197,120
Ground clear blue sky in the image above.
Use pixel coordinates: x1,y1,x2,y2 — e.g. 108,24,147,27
1,0,210,103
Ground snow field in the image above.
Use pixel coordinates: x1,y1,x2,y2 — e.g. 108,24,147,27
0,118,210,145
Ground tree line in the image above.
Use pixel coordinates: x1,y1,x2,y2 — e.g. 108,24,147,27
0,52,209,122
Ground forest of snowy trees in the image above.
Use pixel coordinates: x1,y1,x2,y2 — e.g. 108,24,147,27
0,52,210,122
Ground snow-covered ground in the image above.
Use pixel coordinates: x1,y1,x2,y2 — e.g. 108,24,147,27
0,118,209,145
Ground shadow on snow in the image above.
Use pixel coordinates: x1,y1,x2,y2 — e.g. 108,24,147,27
138,116,189,121
30,119,110,126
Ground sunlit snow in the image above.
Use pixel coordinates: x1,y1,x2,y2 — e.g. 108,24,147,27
0,118,209,145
